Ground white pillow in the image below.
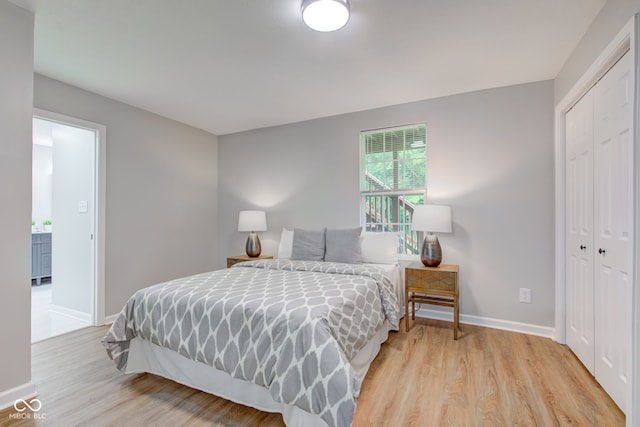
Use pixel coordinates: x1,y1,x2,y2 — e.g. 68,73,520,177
277,228,294,259
361,232,399,264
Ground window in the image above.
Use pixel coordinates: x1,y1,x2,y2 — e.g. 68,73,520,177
360,124,426,254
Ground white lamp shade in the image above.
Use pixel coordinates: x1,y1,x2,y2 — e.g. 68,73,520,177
411,205,452,233
238,210,267,232
302,0,350,32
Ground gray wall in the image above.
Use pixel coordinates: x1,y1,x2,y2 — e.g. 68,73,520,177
0,0,33,402
34,75,219,316
219,80,555,327
555,0,640,103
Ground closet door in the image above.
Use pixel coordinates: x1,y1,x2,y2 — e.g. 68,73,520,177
593,50,633,413
566,90,595,373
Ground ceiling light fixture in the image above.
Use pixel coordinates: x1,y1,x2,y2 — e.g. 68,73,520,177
301,0,350,32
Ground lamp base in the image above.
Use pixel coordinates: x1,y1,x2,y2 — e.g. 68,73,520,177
420,233,442,267
245,232,262,257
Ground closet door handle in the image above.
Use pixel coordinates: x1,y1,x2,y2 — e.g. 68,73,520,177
598,248,606,255
580,245,587,251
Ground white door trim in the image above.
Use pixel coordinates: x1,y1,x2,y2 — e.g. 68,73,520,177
554,15,637,426
32,108,106,326
633,15,640,427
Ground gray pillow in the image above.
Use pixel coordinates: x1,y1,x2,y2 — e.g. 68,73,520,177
325,227,363,264
291,228,326,261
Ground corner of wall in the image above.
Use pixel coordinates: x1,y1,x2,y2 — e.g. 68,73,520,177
0,0,34,401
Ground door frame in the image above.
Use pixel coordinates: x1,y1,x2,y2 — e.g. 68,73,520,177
33,108,106,326
554,15,638,426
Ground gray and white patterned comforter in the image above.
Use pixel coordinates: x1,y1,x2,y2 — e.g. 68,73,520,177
102,259,400,427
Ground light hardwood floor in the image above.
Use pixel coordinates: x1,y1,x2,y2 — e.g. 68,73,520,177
0,318,624,426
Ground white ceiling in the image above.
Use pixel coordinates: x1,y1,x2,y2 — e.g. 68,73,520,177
14,0,605,135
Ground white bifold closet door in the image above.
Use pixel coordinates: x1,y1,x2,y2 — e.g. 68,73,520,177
566,87,595,373
566,50,633,413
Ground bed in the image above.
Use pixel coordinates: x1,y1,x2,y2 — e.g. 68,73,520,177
102,230,401,427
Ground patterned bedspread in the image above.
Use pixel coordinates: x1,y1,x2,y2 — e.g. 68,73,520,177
102,259,400,427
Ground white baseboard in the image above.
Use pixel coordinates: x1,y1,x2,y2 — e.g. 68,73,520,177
0,382,37,411
49,304,92,324
413,307,556,339
103,314,118,325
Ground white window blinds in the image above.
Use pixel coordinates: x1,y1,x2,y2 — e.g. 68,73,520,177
360,124,426,193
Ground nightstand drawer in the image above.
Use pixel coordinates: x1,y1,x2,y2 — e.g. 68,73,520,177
406,268,456,292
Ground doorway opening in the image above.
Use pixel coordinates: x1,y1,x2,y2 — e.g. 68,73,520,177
31,109,106,342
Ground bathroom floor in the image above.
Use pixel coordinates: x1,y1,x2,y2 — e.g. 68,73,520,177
31,281,91,343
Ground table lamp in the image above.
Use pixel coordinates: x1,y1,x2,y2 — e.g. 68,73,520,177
238,210,267,257
411,205,452,267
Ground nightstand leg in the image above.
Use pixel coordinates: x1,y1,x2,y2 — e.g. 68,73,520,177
405,290,410,332
411,299,415,320
454,294,459,340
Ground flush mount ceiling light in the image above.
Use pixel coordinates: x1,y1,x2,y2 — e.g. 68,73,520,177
301,0,350,32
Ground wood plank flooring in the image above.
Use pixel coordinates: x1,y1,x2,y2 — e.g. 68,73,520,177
0,318,624,426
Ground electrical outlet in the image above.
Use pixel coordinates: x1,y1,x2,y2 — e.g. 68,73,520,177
519,288,531,304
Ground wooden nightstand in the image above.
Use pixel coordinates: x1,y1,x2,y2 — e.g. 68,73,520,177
226,254,273,268
405,263,460,339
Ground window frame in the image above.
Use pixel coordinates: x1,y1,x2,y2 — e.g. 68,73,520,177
359,123,427,255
